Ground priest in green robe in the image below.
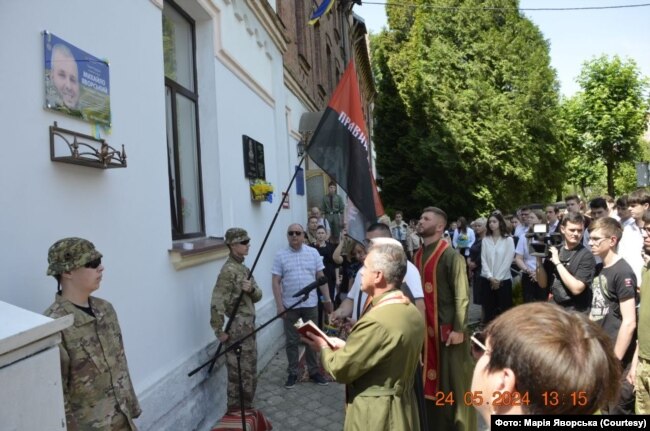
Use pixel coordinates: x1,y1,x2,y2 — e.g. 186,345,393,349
414,206,476,431
304,238,424,431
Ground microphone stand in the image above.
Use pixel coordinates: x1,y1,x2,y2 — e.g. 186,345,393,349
206,290,319,430
188,154,308,378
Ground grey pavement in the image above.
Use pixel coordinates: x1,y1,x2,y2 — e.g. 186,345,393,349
254,348,345,431
243,278,484,431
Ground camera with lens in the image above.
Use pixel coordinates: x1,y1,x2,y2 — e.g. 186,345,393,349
525,224,563,257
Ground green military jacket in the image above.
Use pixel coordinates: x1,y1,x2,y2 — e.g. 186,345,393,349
639,263,650,360
44,294,141,430
321,290,424,431
322,194,344,217
210,255,262,338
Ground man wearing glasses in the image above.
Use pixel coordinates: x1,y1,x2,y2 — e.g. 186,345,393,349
272,223,332,388
586,217,637,414
537,212,596,314
44,237,141,430
211,228,262,413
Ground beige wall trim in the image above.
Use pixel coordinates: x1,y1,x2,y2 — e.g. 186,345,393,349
244,0,288,55
199,0,276,108
150,0,163,10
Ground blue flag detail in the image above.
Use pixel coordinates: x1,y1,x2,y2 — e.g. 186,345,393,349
309,0,336,25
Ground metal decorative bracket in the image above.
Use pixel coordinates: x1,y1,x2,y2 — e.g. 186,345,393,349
49,121,127,169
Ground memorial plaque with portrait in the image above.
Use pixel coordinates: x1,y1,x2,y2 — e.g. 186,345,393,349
243,135,258,179
242,135,266,180
43,31,111,126
255,141,265,180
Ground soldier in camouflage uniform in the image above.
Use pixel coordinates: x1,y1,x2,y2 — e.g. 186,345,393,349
44,237,141,430
211,228,263,412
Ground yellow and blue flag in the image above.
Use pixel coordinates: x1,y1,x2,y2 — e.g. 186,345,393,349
308,0,336,25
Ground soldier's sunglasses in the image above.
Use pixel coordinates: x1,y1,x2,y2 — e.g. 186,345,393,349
238,240,250,245
84,258,102,269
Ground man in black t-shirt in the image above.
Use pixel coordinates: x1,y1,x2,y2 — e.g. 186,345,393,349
588,217,637,414
537,212,596,314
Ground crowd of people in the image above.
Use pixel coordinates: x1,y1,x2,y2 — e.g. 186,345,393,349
44,186,650,430
293,190,648,428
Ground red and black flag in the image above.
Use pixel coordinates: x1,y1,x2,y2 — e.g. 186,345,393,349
306,61,384,244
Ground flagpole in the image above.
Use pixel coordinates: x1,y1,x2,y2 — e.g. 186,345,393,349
188,151,310,377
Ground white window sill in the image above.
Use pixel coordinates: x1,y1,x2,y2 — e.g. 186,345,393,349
168,237,229,270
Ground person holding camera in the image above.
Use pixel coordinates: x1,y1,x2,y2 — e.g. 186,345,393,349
514,209,548,303
537,212,596,314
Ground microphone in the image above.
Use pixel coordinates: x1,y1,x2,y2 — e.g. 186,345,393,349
292,276,328,298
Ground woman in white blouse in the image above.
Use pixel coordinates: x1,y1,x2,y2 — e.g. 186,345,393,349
481,212,515,323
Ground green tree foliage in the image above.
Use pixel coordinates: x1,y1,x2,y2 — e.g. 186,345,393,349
570,55,650,196
371,0,565,218
558,94,607,197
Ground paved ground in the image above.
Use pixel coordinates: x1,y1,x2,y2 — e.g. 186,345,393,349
247,283,484,431
254,348,345,431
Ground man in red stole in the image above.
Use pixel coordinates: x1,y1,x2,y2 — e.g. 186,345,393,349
414,207,475,431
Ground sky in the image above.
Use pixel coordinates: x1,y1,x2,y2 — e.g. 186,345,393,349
353,0,650,98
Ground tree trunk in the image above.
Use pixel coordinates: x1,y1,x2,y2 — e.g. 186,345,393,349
607,158,615,197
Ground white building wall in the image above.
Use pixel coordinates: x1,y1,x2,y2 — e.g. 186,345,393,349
0,0,303,429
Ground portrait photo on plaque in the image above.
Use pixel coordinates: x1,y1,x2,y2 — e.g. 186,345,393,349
44,31,111,126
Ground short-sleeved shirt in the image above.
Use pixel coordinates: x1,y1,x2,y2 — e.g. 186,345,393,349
590,259,637,342
544,243,596,313
272,244,325,308
590,259,637,323
515,232,537,270
619,222,644,287
348,260,424,321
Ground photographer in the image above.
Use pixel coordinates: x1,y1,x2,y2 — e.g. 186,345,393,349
537,212,596,314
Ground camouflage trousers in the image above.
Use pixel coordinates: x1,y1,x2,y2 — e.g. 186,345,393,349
636,357,650,414
225,316,257,411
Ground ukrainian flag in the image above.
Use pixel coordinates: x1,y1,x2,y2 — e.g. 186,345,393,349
308,0,336,25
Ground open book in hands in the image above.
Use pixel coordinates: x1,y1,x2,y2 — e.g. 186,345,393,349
295,318,336,349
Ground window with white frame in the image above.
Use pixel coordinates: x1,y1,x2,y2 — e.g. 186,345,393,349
162,0,205,239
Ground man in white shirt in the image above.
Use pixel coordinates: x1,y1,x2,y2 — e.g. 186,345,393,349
391,211,409,249
330,223,425,323
514,206,530,238
619,189,649,287
546,204,561,234
605,194,620,221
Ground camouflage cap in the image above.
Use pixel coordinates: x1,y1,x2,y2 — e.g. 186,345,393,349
47,237,103,275
225,228,250,245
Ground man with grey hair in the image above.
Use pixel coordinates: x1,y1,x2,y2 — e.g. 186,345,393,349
304,238,424,430
330,222,425,324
